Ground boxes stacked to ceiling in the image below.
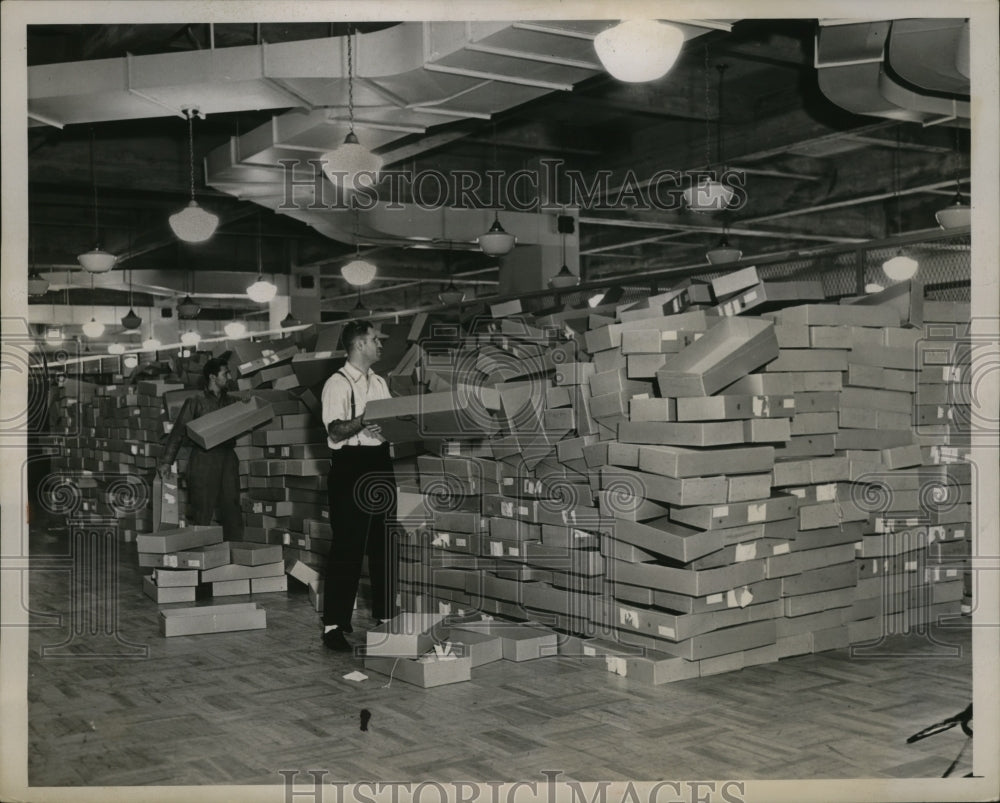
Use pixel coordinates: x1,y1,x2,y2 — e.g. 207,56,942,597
916,301,974,613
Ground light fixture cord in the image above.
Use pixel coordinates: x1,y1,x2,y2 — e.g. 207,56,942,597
703,45,711,170
347,26,355,135
257,210,264,278
89,127,100,245
895,127,901,235
187,110,196,202
716,64,728,171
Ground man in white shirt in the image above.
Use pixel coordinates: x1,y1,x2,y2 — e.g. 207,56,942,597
319,321,397,652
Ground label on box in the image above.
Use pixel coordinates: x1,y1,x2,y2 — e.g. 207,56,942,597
817,484,837,502
572,529,589,540
432,533,451,547
456,537,467,547
438,601,451,615
163,555,178,568
606,656,627,677
619,607,639,628
727,587,753,608
490,541,504,556
185,559,200,567
789,488,806,499
905,560,917,571
707,593,724,605
752,396,767,417
658,625,676,639
130,444,138,455
735,542,757,562
632,393,650,400
503,477,514,486
661,330,679,341
783,398,795,408
283,533,291,545
772,543,790,555
712,506,729,518
745,289,759,303
501,501,514,518
955,529,966,539
747,504,766,523
583,645,596,657
509,547,520,557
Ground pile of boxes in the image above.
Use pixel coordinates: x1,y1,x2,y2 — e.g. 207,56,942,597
361,612,559,688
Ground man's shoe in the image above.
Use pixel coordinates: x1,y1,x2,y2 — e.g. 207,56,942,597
323,629,352,653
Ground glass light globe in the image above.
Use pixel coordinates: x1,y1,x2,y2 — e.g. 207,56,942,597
107,343,126,355
180,330,202,346
594,20,686,83
321,133,384,190
77,248,117,273
225,321,247,338
341,259,377,286
123,355,139,369
882,250,919,281
683,180,735,212
82,318,105,338
169,201,219,243
246,278,278,303
865,283,885,294
142,338,161,351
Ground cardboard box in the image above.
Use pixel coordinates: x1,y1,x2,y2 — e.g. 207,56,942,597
638,444,774,478
152,474,180,532
365,612,447,657
202,561,285,583
212,578,252,597
656,317,779,397
364,651,472,687
142,575,197,604
136,525,223,555
600,466,728,507
160,602,266,636
151,568,200,587
611,557,766,597
675,394,795,421
363,388,500,443
163,541,231,571
251,575,288,594
449,621,558,661
186,397,275,450
606,650,700,685
711,266,760,299
229,541,284,566
670,494,797,530
618,420,746,447
445,628,504,667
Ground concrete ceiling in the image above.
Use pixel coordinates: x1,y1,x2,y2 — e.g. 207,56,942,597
24,17,971,328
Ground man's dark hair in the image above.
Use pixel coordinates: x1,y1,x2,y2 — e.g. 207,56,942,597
202,356,229,383
340,320,375,353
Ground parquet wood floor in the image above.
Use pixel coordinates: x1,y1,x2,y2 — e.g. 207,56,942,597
24,523,974,787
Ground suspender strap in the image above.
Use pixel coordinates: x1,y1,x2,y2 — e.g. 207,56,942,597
337,369,356,419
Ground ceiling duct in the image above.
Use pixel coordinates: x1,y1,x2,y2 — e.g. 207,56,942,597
26,20,724,268
815,19,970,126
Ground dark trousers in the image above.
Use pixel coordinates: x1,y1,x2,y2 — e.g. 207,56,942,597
187,447,243,541
323,443,398,631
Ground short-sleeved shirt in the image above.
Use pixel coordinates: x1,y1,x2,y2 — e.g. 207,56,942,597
321,361,390,449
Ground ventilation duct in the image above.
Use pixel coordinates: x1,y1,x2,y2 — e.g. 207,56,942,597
815,19,970,126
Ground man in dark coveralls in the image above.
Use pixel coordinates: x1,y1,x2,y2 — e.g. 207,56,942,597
158,356,244,540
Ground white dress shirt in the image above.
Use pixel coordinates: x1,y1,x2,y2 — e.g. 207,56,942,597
321,361,390,449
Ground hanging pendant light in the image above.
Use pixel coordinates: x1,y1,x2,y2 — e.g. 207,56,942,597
225,319,247,338
882,128,919,281
142,336,161,351
81,273,105,338
936,128,970,229
594,20,686,83
107,342,126,355
684,58,735,213
706,219,742,264
353,287,366,311
549,224,580,288
321,26,383,190
340,203,377,286
478,122,517,257
169,108,219,243
478,213,517,257
176,294,201,319
120,221,142,329
438,242,465,304
180,329,202,346
246,211,278,302
77,128,117,273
